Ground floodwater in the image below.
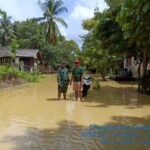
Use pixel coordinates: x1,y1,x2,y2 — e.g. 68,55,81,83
0,75,150,150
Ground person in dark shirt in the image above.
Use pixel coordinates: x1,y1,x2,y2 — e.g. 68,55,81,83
70,60,83,101
57,62,69,100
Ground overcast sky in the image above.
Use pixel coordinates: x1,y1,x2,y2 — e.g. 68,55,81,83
0,0,107,47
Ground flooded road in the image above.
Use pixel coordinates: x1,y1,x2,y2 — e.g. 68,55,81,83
0,75,150,150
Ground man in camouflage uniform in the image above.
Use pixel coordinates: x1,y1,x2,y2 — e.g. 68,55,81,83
57,62,69,100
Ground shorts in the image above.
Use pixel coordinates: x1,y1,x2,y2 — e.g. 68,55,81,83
73,82,83,91
58,84,68,93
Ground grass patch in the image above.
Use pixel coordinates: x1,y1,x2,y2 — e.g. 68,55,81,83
0,65,44,83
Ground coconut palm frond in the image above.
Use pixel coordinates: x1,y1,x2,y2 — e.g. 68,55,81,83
34,17,46,22
0,9,6,16
55,22,61,37
53,0,63,12
0,11,15,46
55,7,68,15
47,0,55,14
38,0,46,11
39,0,68,45
44,7,52,18
54,17,68,28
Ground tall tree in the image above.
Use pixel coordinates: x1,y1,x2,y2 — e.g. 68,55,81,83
14,19,45,49
38,0,68,45
93,1,129,55
81,0,131,80
0,10,15,47
41,38,80,68
8,38,19,64
116,0,150,76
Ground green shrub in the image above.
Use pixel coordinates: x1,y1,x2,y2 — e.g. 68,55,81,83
93,78,101,90
0,65,44,82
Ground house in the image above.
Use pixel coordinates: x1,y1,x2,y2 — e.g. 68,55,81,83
0,48,42,72
124,57,150,78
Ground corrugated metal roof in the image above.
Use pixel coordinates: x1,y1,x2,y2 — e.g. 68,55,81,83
0,49,11,57
0,48,39,59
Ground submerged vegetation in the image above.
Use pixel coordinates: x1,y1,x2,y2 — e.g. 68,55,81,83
93,79,101,90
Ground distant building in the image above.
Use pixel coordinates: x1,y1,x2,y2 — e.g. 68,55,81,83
124,57,150,78
0,48,42,72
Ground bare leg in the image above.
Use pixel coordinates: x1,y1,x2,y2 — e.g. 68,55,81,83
77,90,80,100
79,82,83,101
80,91,83,102
75,91,78,101
58,93,61,100
77,91,82,101
63,93,67,100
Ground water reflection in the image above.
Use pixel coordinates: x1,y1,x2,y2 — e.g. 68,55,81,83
84,81,150,108
0,77,150,149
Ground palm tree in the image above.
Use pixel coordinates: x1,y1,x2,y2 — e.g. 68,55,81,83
0,10,15,47
38,0,68,45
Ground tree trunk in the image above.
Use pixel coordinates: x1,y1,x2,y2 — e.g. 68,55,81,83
102,67,106,81
143,49,148,76
138,62,141,92
96,68,99,74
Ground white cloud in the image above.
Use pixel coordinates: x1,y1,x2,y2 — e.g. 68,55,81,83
70,5,94,19
77,0,107,11
0,0,107,47
59,0,107,47
0,0,42,21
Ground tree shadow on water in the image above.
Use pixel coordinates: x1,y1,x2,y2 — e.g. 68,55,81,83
1,118,150,150
0,121,103,150
102,115,150,150
84,85,150,109
106,115,150,126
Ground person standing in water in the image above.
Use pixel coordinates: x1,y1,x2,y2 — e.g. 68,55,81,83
57,61,69,100
70,60,83,101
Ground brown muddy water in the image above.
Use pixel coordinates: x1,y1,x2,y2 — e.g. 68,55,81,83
0,75,150,150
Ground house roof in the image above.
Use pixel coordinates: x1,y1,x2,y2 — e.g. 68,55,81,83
17,49,39,58
0,48,40,59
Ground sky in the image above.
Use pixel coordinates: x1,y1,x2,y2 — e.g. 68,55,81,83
0,0,107,47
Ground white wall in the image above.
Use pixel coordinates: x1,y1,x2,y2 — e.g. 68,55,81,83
124,57,150,78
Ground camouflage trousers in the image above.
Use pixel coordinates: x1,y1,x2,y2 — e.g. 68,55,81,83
58,83,68,93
